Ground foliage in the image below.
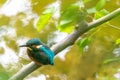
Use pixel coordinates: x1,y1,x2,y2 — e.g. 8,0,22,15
77,37,91,52
0,71,9,80
36,0,108,34
36,2,86,33
86,0,107,14
103,57,120,64
58,2,85,33
95,0,106,11
103,40,120,64
36,7,55,32
0,0,120,80
116,38,120,45
94,9,109,19
35,1,120,79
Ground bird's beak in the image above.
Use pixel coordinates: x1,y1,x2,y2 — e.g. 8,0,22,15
19,45,28,47
19,45,32,50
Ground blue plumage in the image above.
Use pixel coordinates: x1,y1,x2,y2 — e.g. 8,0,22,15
40,46,54,65
19,38,54,65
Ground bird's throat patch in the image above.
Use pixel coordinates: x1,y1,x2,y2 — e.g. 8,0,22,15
36,45,42,49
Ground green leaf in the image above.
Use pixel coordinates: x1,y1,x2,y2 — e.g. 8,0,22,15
116,38,120,45
87,7,96,14
103,58,120,64
36,7,55,32
94,9,109,19
0,72,9,80
58,25,74,33
96,0,106,10
77,37,91,52
58,3,85,33
87,0,106,14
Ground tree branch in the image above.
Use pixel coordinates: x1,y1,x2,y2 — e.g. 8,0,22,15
88,8,120,30
9,8,120,80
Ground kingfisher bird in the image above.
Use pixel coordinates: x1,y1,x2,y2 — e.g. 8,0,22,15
19,38,54,65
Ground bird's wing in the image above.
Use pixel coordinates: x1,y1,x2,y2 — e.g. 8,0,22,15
40,46,54,65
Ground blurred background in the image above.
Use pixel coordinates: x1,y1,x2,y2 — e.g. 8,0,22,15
0,0,120,80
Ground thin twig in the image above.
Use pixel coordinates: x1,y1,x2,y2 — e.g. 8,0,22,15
107,23,120,30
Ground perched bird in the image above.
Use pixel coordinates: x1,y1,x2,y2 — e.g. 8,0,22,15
19,38,54,65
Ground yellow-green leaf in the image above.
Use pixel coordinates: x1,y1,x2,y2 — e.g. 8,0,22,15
36,7,55,32
58,2,85,33
116,38,120,45
96,0,106,10
77,37,91,52
95,9,109,19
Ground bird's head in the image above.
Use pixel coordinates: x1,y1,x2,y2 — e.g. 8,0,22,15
19,38,43,50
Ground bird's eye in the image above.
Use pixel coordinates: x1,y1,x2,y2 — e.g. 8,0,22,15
28,44,37,48
31,45,36,47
